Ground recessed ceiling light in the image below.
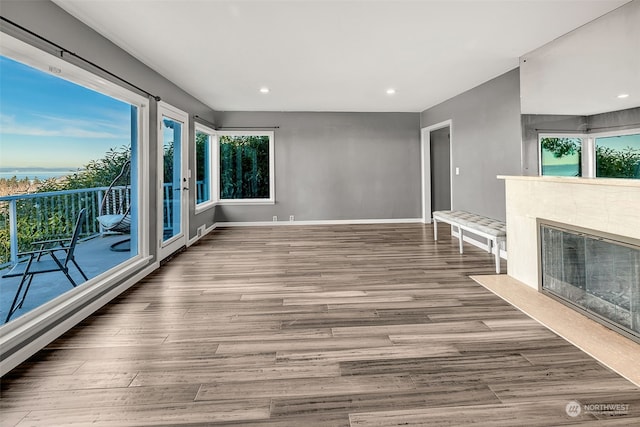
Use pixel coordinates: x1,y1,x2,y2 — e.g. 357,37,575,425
260,87,270,94
617,93,629,99
386,88,396,95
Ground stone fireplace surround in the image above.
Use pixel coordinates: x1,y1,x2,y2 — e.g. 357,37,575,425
476,176,640,385
499,176,640,290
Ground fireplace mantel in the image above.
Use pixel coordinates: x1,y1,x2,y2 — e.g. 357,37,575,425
498,175,640,289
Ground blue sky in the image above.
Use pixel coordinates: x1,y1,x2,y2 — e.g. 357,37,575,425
0,55,132,169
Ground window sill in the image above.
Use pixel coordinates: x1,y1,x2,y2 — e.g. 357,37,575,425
217,199,275,206
195,200,216,214
0,255,154,374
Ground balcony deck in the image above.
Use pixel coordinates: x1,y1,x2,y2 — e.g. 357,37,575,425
0,234,131,323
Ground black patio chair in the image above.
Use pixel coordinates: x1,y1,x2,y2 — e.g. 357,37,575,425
2,208,89,323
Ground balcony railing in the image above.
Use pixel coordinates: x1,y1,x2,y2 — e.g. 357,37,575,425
0,181,207,267
0,186,125,266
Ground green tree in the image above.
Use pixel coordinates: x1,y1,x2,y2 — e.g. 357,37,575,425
219,135,270,199
540,137,581,158
38,146,131,192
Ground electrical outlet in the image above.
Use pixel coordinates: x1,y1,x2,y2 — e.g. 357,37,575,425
289,215,295,222
197,225,206,237
272,216,278,222
455,167,460,175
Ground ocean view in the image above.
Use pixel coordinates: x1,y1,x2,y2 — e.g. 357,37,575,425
541,164,580,177
0,170,76,181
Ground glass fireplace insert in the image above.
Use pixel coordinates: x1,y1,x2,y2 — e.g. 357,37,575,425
539,220,640,342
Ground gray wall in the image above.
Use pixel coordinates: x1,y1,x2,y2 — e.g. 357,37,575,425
1,0,218,244
420,69,522,221
213,111,422,222
589,107,640,133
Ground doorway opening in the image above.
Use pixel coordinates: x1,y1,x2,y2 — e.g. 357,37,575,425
421,120,453,222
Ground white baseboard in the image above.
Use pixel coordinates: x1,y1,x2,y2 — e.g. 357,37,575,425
216,218,423,227
0,259,158,376
452,230,508,260
187,223,218,247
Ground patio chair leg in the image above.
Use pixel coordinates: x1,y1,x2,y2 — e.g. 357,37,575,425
17,274,36,309
6,277,28,323
60,267,78,288
71,259,89,281
49,253,78,288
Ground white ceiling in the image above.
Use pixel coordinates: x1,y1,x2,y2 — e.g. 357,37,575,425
53,0,629,113
520,0,640,116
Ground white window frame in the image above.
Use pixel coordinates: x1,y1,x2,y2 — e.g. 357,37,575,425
538,133,585,177
215,130,275,205
592,127,640,178
0,34,152,373
194,124,217,213
539,128,640,179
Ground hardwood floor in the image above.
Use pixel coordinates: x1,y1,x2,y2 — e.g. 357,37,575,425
1,224,638,426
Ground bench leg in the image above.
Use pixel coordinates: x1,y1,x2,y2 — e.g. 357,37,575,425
458,227,464,254
487,238,492,254
494,239,501,274
433,218,438,241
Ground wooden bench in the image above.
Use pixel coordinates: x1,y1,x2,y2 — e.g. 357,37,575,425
432,210,506,274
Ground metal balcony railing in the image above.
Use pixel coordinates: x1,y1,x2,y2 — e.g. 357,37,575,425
1,181,207,267
0,186,128,266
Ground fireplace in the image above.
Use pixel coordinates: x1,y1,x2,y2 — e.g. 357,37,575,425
539,220,640,342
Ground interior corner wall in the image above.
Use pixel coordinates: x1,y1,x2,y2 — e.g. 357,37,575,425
1,0,218,243
420,68,522,221
588,107,640,133
213,111,422,223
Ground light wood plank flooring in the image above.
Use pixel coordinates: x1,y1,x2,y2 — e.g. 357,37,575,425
1,224,639,426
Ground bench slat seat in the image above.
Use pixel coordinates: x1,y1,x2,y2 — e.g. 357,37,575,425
432,210,506,273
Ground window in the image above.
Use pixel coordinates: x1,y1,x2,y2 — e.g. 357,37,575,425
217,131,274,203
539,130,640,180
540,136,583,176
195,126,214,208
0,35,148,324
595,133,640,179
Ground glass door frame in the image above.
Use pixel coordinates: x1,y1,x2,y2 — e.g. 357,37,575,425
157,102,189,260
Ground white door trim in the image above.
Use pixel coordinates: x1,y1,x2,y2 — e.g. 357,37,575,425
420,119,453,223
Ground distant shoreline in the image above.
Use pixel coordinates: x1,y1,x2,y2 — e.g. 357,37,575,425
0,171,76,181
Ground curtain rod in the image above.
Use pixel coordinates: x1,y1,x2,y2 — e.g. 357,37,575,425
0,16,161,102
193,116,280,131
535,122,640,133
587,122,640,132
534,129,584,132
193,115,217,130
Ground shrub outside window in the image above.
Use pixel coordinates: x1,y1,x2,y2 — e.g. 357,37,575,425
217,131,274,203
195,128,213,207
595,133,640,179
